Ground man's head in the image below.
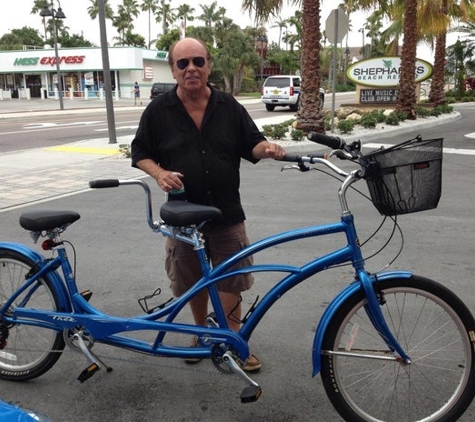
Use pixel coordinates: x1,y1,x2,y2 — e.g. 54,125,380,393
168,38,211,94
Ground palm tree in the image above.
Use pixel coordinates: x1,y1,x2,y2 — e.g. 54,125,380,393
241,0,325,133
199,1,223,27
87,0,114,20
176,3,196,29
141,0,158,49
271,17,288,48
156,0,176,35
31,0,49,41
426,0,475,104
113,0,140,45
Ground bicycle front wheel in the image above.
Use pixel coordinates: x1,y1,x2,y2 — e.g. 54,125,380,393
320,275,475,422
0,249,66,380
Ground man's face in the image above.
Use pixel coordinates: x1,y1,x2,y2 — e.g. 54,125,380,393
171,39,211,93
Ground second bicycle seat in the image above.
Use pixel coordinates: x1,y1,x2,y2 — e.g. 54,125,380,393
160,201,222,227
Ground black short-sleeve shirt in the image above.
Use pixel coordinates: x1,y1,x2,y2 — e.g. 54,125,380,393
131,85,266,226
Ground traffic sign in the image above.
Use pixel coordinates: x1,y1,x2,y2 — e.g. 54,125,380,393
325,9,349,44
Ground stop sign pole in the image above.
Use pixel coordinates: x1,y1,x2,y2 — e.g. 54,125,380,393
326,9,349,132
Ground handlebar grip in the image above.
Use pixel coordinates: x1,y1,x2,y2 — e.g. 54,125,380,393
307,132,345,150
89,179,120,189
280,152,327,163
280,153,304,162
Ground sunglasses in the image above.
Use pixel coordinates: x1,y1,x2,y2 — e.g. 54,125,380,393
175,56,206,70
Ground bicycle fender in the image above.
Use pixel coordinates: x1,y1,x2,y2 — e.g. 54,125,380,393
311,270,413,377
0,241,71,312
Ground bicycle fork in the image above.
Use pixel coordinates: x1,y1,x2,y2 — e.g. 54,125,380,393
359,270,412,364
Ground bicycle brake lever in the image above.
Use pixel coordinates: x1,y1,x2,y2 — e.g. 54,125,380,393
330,150,353,160
281,164,300,171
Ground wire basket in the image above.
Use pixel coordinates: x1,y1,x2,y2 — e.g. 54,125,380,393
364,137,443,216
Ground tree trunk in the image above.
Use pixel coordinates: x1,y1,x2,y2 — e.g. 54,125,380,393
296,0,325,134
428,0,448,105
397,0,418,119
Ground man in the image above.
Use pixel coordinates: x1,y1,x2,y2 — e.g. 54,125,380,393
133,81,141,105
131,37,285,372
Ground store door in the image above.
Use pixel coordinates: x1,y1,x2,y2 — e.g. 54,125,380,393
26,75,42,98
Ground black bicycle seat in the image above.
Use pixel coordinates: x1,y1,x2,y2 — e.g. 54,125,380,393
19,210,81,232
160,201,222,226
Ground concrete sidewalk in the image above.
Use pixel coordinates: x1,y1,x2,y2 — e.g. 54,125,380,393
0,97,461,212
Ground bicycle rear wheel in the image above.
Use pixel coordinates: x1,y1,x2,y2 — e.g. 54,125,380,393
320,275,475,422
0,249,65,380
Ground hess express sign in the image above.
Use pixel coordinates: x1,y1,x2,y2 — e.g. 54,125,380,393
13,56,86,66
347,56,433,87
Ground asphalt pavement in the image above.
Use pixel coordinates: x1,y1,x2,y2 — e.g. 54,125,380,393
0,96,462,211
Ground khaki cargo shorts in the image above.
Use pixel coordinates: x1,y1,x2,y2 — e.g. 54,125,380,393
165,222,254,297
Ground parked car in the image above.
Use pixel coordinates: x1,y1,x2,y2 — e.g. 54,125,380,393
0,399,52,422
261,75,325,112
150,82,176,99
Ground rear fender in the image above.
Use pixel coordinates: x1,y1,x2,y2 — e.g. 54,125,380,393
312,270,412,376
0,242,71,312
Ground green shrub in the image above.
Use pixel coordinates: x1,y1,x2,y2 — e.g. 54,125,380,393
119,144,131,158
434,104,454,114
416,106,431,118
338,119,355,134
385,112,401,126
261,124,274,138
367,109,386,123
271,124,288,139
359,113,378,128
290,129,304,141
429,107,442,117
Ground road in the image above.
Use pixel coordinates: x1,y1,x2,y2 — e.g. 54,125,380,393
0,92,353,153
0,102,474,421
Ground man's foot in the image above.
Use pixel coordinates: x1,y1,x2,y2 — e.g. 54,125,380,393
243,354,262,373
184,335,202,364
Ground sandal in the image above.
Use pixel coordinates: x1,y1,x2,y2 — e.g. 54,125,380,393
243,353,262,373
184,335,202,364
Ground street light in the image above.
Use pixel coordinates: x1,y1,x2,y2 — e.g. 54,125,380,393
358,28,365,59
40,1,66,110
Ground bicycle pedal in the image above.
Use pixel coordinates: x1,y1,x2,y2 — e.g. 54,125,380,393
77,363,100,383
240,385,262,403
80,290,93,302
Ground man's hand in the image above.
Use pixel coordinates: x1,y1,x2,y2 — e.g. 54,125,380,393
136,159,183,193
252,141,286,160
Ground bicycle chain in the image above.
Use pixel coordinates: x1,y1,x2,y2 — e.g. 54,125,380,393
6,345,233,377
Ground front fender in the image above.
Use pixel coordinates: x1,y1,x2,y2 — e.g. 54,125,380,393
0,241,71,312
312,270,413,377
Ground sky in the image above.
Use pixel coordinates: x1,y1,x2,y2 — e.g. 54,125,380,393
4,0,464,64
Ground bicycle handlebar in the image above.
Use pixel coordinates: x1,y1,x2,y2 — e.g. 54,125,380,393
307,131,346,150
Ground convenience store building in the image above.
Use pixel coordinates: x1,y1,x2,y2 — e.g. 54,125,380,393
0,46,173,100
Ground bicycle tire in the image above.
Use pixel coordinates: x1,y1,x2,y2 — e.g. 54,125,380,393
0,249,65,380
320,275,475,422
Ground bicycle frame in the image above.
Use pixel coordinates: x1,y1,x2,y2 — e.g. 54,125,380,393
0,172,413,376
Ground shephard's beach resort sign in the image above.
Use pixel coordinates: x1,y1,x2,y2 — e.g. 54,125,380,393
347,56,433,87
